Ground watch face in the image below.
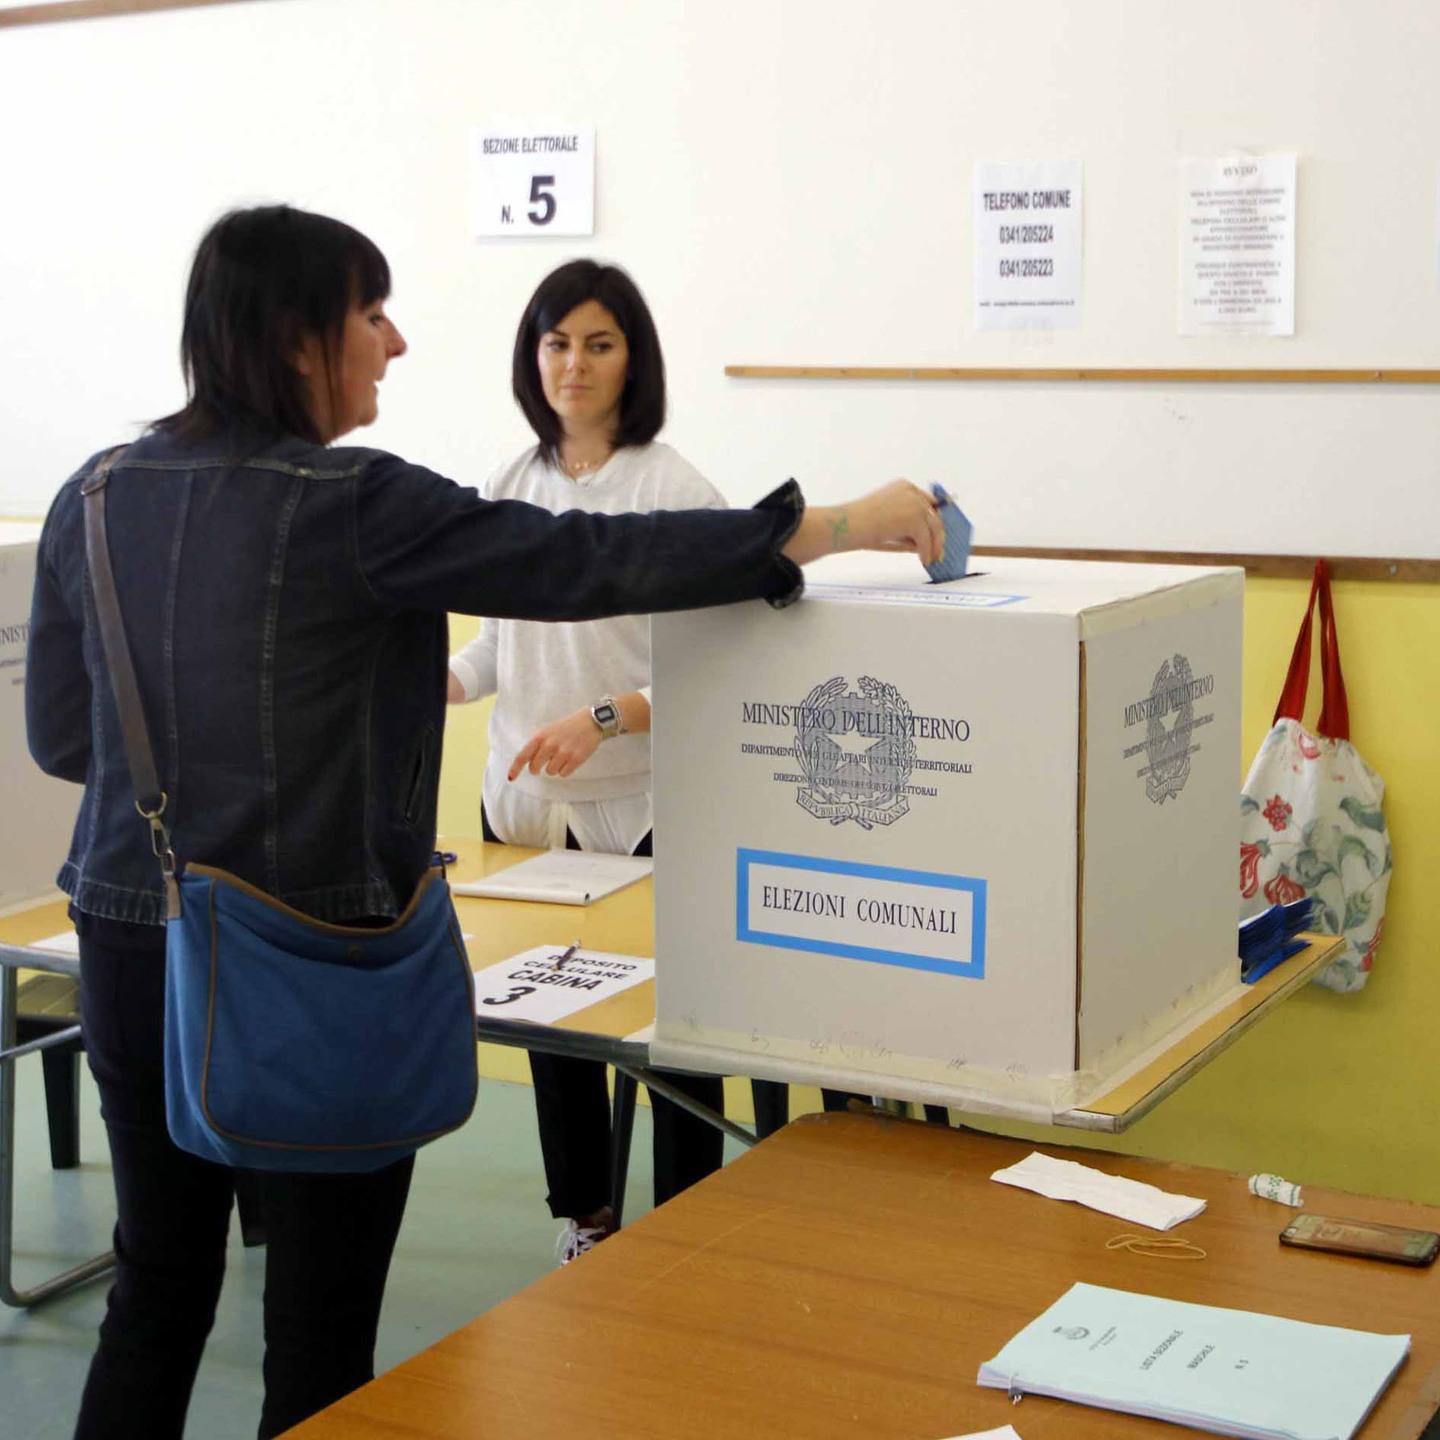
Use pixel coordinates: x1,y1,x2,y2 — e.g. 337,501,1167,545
594,703,618,726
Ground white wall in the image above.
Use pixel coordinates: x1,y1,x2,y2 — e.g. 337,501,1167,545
3,0,1438,555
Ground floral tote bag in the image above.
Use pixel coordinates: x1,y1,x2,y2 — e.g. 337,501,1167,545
1239,561,1390,993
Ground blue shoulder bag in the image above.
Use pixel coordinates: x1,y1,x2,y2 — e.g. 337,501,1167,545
82,449,477,1173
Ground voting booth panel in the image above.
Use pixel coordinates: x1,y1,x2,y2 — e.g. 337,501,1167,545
1073,576,1244,1076
1,524,78,912
650,558,1243,1117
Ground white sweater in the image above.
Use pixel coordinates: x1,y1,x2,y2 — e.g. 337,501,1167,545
449,442,725,831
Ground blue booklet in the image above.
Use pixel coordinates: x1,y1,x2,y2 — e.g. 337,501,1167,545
977,1282,1409,1439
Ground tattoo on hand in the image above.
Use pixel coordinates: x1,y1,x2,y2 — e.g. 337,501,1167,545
828,509,850,551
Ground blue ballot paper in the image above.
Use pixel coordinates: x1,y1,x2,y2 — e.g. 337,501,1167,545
1239,898,1314,984
926,483,973,583
977,1282,1409,1440
1241,937,1309,986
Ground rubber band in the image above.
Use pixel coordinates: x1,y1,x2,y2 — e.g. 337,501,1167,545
1106,1233,1207,1261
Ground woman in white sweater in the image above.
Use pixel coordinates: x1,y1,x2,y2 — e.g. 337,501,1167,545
448,260,729,1261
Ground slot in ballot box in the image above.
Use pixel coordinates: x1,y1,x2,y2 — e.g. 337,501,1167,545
1,523,79,912
650,555,1243,1119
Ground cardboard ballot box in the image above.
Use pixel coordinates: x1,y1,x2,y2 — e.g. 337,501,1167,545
650,555,1243,1116
1,523,81,912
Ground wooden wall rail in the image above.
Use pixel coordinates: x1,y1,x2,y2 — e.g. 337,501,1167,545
726,365,1440,384
727,364,1440,580
969,546,1440,584
0,0,255,26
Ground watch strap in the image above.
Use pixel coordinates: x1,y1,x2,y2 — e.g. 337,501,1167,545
590,695,624,740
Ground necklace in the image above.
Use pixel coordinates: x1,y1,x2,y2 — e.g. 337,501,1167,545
561,452,609,479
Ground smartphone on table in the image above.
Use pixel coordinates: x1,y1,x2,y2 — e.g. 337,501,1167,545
1280,1213,1440,1266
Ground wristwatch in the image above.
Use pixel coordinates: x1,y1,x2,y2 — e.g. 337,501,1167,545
589,695,625,740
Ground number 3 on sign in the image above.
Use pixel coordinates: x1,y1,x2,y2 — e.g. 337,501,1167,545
472,123,595,238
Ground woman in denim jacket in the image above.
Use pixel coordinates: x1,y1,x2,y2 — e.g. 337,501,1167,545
25,204,943,1440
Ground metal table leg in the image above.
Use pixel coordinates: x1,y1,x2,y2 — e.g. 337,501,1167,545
1,955,114,1308
608,1069,638,1229
605,1064,759,1230
617,1064,758,1150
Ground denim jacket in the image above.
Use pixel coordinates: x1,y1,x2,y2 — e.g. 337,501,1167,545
27,428,803,926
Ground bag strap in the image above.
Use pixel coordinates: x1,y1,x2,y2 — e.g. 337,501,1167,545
1273,558,1351,740
80,447,181,916
1315,561,1350,739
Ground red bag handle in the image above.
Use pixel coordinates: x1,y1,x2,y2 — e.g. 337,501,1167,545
1274,559,1350,739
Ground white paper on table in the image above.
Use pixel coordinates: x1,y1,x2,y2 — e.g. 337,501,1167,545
940,1428,1023,1440
990,1151,1206,1230
453,850,652,906
1179,154,1296,336
472,946,654,1025
974,159,1083,331
28,930,79,957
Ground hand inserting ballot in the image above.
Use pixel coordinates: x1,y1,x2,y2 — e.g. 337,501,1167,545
780,479,945,568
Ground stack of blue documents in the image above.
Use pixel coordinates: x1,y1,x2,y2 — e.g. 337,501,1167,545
978,1281,1409,1439
1239,898,1313,985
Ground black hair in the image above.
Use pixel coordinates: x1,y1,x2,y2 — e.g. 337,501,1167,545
511,259,666,462
156,204,390,444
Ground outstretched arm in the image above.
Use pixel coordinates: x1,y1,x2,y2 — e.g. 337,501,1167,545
782,480,943,567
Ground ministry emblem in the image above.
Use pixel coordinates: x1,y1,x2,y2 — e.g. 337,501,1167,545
1145,653,1194,805
793,676,916,829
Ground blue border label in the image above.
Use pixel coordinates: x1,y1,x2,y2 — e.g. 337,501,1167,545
736,848,987,978
808,583,1027,609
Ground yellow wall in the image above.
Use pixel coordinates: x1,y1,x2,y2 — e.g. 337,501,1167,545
980,576,1440,1203
440,582,1440,1200
437,614,491,842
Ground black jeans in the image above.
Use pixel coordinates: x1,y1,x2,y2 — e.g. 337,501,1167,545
480,811,725,1216
528,1053,724,1217
72,912,414,1440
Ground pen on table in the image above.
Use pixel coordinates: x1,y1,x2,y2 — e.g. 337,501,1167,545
553,940,581,971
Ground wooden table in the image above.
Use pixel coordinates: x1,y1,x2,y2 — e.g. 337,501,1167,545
0,894,111,1306
448,839,1343,1134
1063,930,1344,1130
0,845,1347,1307
453,840,765,1223
286,1111,1440,1439
450,839,657,1061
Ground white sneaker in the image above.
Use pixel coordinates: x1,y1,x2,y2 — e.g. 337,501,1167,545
556,1218,611,1266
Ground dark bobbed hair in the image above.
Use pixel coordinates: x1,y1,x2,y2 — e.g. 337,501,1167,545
511,259,666,462
156,205,390,444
